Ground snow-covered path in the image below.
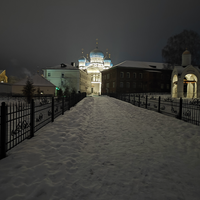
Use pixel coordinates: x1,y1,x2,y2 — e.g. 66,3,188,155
0,96,200,200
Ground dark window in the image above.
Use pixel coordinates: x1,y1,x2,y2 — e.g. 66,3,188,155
133,73,137,78
139,83,143,88
120,72,124,78
120,82,123,88
48,73,51,77
166,84,170,89
126,72,130,78
126,82,130,88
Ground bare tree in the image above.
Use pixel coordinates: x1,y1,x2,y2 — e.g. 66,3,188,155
63,85,70,98
71,87,77,95
162,30,200,66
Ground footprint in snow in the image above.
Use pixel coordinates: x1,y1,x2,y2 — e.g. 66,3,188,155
90,169,94,175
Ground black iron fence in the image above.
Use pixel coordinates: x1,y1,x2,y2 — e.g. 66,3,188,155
0,93,86,159
107,93,200,126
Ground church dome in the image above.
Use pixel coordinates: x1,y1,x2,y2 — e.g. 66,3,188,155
90,48,104,58
104,55,111,61
78,56,86,62
182,49,191,55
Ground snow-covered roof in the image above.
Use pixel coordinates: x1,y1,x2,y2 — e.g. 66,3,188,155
114,60,171,70
13,74,56,87
145,70,161,73
43,63,78,70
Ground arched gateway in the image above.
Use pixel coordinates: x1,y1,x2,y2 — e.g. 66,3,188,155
183,74,197,98
171,50,200,98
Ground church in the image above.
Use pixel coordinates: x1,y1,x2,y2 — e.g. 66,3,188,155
171,50,200,98
78,40,113,94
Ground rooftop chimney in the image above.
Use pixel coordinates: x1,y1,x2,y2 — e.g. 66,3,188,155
61,63,66,68
71,62,76,66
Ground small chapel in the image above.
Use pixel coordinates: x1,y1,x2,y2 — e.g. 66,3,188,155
78,40,113,94
171,50,200,98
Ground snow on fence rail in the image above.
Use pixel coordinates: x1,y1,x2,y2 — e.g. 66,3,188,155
107,93,200,126
0,93,86,159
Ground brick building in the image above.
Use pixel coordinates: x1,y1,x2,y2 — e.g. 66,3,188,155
101,61,172,94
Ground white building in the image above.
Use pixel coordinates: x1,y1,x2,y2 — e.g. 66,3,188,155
78,43,113,94
171,50,200,98
43,63,91,95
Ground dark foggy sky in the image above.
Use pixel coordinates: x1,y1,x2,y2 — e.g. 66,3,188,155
1,0,200,77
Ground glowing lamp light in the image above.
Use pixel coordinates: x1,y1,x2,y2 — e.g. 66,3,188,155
56,87,60,90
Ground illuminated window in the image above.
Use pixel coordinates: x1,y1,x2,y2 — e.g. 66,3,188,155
120,82,123,88
120,72,124,78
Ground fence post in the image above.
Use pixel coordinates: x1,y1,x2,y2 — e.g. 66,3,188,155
0,102,7,159
30,99,35,138
69,95,71,110
52,97,54,122
145,95,148,109
138,95,140,107
178,97,182,119
158,96,161,113
62,96,64,115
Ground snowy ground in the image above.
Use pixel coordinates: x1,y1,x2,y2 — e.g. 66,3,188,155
0,96,200,200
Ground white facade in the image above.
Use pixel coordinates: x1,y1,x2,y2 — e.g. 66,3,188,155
171,50,200,98
78,47,113,94
43,63,91,95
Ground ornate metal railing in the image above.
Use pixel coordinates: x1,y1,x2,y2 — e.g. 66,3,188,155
107,93,200,127
0,93,86,159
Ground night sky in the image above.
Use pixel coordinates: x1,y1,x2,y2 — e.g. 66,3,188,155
1,0,200,77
